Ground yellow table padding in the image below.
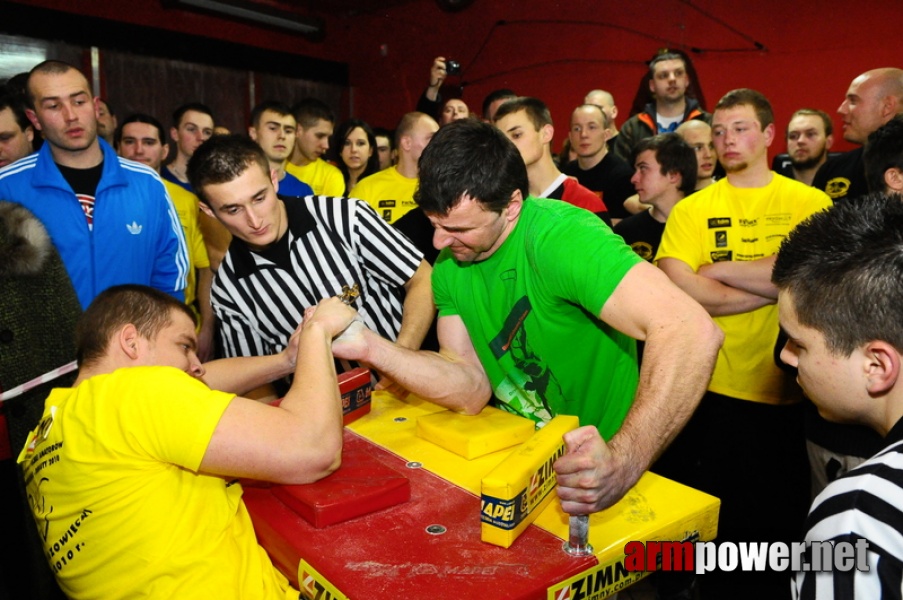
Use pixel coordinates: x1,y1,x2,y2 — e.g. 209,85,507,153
348,391,720,591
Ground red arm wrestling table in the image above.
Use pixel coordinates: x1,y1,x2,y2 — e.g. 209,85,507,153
244,392,719,600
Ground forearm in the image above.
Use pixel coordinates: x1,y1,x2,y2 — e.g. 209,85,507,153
659,259,773,316
698,256,778,299
280,323,345,477
361,329,491,413
607,310,723,489
202,352,294,395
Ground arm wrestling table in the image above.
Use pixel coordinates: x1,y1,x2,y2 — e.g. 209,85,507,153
243,392,719,600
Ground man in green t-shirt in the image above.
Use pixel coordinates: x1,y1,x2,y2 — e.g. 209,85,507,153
333,119,722,514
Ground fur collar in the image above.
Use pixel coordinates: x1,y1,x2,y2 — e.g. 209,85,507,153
0,202,52,277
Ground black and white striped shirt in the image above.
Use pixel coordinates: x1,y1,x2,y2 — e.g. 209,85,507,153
793,418,903,599
212,195,422,370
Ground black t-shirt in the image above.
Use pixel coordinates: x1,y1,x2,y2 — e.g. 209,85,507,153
612,209,665,262
561,153,634,219
812,147,867,202
57,161,104,229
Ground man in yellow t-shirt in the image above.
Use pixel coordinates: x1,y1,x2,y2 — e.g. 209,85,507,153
18,284,356,599
286,98,344,197
656,89,832,599
350,112,439,223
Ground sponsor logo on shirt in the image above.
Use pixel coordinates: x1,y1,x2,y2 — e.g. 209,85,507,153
715,231,728,248
825,177,851,199
710,250,732,262
126,221,143,235
707,217,731,228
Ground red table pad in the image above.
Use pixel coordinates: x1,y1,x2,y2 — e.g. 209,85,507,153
245,430,597,599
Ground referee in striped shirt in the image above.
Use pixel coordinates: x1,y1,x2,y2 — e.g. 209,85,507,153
188,134,434,393
774,194,903,599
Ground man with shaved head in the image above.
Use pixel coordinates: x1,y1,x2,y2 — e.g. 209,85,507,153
0,60,187,309
584,89,622,157
676,119,716,190
813,67,903,202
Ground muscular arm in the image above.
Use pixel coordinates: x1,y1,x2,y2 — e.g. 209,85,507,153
697,255,778,300
554,261,723,513
657,257,774,316
200,347,295,396
394,260,435,350
334,313,492,414
199,299,356,484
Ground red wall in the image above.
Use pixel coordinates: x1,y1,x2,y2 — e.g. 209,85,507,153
8,0,903,157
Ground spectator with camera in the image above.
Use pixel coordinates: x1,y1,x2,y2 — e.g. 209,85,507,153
416,56,469,125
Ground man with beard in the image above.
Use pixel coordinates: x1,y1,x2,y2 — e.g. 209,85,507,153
774,109,834,186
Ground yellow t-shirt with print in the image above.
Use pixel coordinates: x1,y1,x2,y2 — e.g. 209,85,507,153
349,166,419,223
656,174,831,404
17,367,297,600
285,158,344,197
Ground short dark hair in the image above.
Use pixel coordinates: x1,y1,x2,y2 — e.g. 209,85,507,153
98,98,115,116
25,60,82,108
0,90,32,132
493,96,553,130
373,126,395,150
416,119,529,215
773,193,903,356
714,88,774,129
291,98,335,130
250,100,294,129
172,102,215,129
76,284,194,368
864,116,903,193
481,88,516,120
631,133,698,196
787,108,833,138
114,113,166,149
187,134,270,206
648,51,687,77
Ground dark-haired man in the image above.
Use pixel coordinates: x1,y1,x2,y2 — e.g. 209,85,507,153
493,97,609,222
614,52,710,160
286,98,344,196
0,91,35,167
188,135,433,389
0,60,187,309
481,88,516,122
248,100,313,197
773,194,903,599
657,88,832,598
95,98,116,146
615,133,696,263
162,102,215,192
332,119,722,515
864,115,903,194
17,284,355,599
